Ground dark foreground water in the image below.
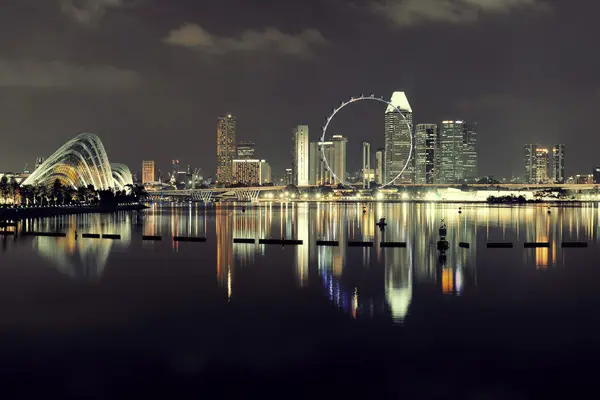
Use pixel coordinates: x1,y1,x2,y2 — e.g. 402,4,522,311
1,202,600,398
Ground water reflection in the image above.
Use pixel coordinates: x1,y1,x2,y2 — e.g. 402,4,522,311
25,213,132,279
6,202,600,323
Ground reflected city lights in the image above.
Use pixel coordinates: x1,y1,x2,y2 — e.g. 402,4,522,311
8,202,599,324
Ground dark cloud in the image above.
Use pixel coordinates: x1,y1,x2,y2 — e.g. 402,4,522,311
59,0,141,24
163,23,328,57
370,0,550,26
0,59,139,89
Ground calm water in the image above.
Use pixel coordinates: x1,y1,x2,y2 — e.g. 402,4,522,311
1,202,600,397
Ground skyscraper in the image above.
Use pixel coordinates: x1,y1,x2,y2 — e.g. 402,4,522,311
439,121,465,184
216,114,237,184
524,144,537,184
142,160,155,184
385,92,413,184
362,141,371,188
552,144,565,184
308,136,347,185
415,124,438,184
309,141,319,185
375,149,384,185
524,144,550,184
236,141,256,159
285,168,293,185
310,140,333,185
292,125,309,186
330,135,347,184
536,148,550,183
462,122,478,182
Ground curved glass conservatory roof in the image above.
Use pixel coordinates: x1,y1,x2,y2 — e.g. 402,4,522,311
23,133,133,190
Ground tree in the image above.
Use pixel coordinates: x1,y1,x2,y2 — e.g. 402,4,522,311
0,176,8,204
19,185,34,206
52,179,64,205
8,179,19,204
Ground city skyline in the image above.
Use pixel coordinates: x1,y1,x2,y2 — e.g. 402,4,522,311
0,1,598,178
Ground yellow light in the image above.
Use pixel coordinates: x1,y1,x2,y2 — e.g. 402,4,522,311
376,192,384,200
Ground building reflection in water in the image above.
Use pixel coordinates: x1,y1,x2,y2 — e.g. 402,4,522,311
27,212,132,279
23,202,598,320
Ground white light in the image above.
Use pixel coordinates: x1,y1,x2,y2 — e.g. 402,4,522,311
376,192,384,200
402,193,409,200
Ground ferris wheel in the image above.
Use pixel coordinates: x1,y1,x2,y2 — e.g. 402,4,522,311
320,94,413,188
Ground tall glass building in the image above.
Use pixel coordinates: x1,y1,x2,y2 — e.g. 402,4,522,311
384,92,413,184
439,121,465,184
142,160,155,184
536,148,550,183
330,135,348,184
375,149,384,185
415,124,438,184
462,122,478,182
216,114,236,184
292,125,309,186
552,144,565,184
524,144,551,184
308,135,347,185
524,144,537,184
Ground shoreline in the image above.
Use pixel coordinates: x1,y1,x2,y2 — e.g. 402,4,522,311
150,199,598,206
0,203,148,221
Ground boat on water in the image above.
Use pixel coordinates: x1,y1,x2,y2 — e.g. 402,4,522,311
376,218,387,227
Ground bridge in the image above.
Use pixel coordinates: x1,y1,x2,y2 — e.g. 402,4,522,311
146,183,600,203
147,186,287,202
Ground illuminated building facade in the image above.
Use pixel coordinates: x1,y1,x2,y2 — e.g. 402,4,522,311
524,145,550,184
23,133,133,190
216,114,237,184
552,144,565,184
462,122,478,182
292,125,309,186
284,168,293,185
375,149,384,184
142,160,155,184
415,124,438,184
236,141,256,159
385,91,413,184
439,121,465,184
111,164,133,189
232,159,271,186
524,144,537,184
330,135,347,184
362,141,371,188
536,148,550,183
309,136,347,185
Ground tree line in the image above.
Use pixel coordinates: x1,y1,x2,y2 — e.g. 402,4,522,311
0,176,149,207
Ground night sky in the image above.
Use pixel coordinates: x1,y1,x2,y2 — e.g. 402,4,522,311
0,0,597,179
